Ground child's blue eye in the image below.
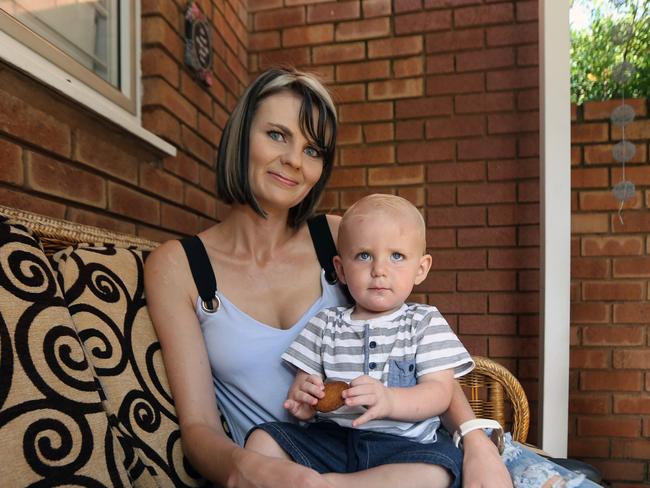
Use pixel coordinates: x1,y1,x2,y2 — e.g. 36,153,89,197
356,252,371,261
390,252,404,262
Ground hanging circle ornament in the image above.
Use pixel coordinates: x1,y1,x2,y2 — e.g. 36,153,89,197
611,61,636,84
612,140,636,162
184,1,213,87
610,104,635,127
611,22,634,45
612,180,635,202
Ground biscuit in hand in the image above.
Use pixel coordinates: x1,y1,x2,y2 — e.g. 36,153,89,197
315,381,349,413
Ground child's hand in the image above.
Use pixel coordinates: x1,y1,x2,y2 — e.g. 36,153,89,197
284,373,324,421
343,375,395,427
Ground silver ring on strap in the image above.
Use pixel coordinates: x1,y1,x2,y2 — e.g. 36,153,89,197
201,293,221,313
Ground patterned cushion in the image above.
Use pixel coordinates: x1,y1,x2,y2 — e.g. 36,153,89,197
0,217,131,486
52,245,206,487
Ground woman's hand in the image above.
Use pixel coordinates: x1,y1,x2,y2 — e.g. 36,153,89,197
461,430,513,488
284,373,323,420
343,375,394,427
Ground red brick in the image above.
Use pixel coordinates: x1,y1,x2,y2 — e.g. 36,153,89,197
395,96,453,119
330,84,366,104
336,17,390,41
584,143,647,165
0,138,22,185
517,225,539,246
338,102,393,123
487,158,538,181
581,371,642,392
197,113,221,148
259,47,311,69
142,78,197,128
489,335,538,357
363,123,393,143
571,123,609,143
394,57,424,78
161,203,200,235
394,0,422,12
582,236,644,256
580,190,642,211
425,116,484,139
456,47,515,72
368,78,423,100
486,23,537,47
313,42,365,64
181,126,214,165
425,54,454,74
571,146,581,165
613,257,650,277
427,293,487,314
395,10,451,35
570,349,610,369
568,437,610,458
254,7,305,30
457,335,487,356
416,271,455,292
583,326,644,346
458,315,517,335
108,182,160,224
516,1,537,21
141,0,181,24
425,28,483,53
458,137,516,160
0,187,65,218
458,270,516,291
425,228,455,248
337,124,363,145
427,73,484,95
571,303,610,324
517,89,539,111
337,60,390,82
614,350,650,370
282,24,334,47
454,4,513,27
610,211,650,233
0,89,71,158
328,167,366,188
163,152,199,184
613,303,650,323
397,141,455,163
426,185,455,206
397,186,425,206
488,112,539,134
612,439,650,460
427,162,485,183
339,145,394,166
181,73,213,117
614,395,650,414
363,0,391,17
571,258,609,279
569,393,611,414
141,16,184,61
488,248,539,269
66,207,136,235
141,47,179,87
142,107,182,145
517,181,539,203
340,189,387,209
368,36,422,58
198,164,217,193
571,168,609,188
516,45,538,66
583,98,647,120
486,67,538,91
582,281,645,301
74,131,139,183
457,182,516,205
427,207,485,227
455,93,515,114
594,460,645,482
458,227,516,248
396,120,424,141
249,31,281,51
487,203,539,226
368,165,424,186
517,133,539,157
307,2,360,23
612,167,650,186
184,184,216,218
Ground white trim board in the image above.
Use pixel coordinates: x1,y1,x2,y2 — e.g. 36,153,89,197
538,0,571,457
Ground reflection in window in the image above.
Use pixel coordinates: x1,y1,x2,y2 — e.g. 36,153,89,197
1,0,120,88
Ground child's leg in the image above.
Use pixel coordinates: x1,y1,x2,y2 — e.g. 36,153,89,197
245,428,292,460
324,463,451,488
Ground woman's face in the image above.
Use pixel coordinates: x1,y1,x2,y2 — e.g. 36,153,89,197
248,90,325,214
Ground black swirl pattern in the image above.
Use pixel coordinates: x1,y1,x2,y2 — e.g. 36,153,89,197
53,245,207,487
0,218,130,487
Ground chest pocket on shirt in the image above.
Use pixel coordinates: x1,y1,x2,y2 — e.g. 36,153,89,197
387,358,416,387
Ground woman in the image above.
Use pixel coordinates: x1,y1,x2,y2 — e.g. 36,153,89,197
144,67,510,487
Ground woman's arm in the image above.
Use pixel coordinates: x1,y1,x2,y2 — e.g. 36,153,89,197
145,241,332,488
442,382,513,488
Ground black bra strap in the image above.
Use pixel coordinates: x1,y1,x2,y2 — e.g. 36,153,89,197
180,236,220,312
307,214,339,285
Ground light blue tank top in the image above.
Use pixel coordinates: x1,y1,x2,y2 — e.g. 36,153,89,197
195,271,347,446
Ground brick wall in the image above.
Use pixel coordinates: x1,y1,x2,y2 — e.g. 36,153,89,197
0,0,247,241
570,98,650,486
249,0,542,442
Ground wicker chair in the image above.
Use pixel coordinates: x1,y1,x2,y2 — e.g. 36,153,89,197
1,204,531,444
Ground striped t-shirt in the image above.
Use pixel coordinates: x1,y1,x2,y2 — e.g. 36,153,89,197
282,302,474,444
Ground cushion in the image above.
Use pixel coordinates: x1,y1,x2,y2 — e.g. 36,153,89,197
0,217,131,486
52,245,206,487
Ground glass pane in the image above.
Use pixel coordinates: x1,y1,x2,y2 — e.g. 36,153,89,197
1,0,120,87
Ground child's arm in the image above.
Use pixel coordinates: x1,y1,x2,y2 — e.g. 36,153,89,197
343,369,454,427
283,370,325,421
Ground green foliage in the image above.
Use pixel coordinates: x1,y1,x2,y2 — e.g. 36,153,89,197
571,0,650,104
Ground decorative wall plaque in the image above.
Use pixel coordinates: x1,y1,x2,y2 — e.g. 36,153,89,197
184,1,213,87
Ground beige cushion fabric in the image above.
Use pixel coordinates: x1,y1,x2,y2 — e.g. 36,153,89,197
52,245,206,487
0,218,131,487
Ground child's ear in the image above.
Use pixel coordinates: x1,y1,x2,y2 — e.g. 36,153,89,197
333,255,347,284
413,254,432,286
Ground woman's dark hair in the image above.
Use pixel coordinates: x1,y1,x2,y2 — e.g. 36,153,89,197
216,67,337,228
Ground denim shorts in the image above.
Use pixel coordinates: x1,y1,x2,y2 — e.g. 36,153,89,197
247,420,462,488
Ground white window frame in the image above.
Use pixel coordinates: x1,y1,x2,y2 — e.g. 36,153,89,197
538,0,571,457
0,1,175,156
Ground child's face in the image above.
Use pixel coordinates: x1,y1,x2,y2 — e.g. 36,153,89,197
333,210,431,319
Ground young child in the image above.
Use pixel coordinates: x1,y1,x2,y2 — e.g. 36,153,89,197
246,194,474,488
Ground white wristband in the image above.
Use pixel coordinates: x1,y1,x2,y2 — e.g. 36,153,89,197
452,419,505,454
